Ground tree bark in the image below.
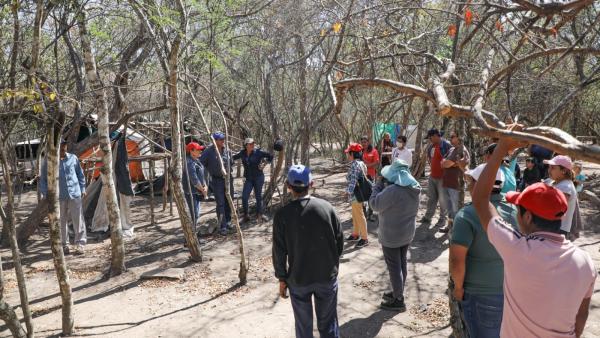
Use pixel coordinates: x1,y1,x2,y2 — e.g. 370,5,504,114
167,1,202,261
76,4,126,275
0,251,26,338
0,145,34,338
45,122,74,335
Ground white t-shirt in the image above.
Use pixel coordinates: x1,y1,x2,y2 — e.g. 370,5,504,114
391,147,413,167
549,179,578,232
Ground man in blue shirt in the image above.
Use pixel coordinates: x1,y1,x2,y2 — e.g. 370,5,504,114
182,142,207,235
233,138,273,223
40,140,87,255
200,132,234,235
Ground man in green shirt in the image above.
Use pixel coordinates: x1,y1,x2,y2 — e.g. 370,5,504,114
449,163,517,338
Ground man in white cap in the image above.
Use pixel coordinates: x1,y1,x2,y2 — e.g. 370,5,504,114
449,164,517,338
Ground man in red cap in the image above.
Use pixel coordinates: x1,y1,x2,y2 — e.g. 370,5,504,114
344,143,369,248
183,142,207,239
472,131,596,338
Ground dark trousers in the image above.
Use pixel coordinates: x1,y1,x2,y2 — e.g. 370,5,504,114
288,280,339,338
461,292,503,338
242,174,265,215
184,193,202,233
211,176,233,229
382,245,409,300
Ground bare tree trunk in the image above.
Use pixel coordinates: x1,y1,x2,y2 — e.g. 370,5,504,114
76,5,126,275
185,82,247,282
46,123,74,335
0,145,34,338
0,252,26,338
168,1,202,261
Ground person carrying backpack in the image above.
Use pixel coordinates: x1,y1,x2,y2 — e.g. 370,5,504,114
345,143,370,248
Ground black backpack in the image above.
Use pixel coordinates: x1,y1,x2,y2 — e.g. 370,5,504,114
353,170,373,202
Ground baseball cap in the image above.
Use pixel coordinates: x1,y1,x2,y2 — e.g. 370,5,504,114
344,143,363,153
212,132,225,140
244,137,255,145
465,163,505,189
505,182,567,221
543,155,572,170
186,142,204,152
425,128,441,139
287,164,312,187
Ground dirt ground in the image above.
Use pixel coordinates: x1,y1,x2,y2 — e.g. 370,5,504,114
1,159,599,338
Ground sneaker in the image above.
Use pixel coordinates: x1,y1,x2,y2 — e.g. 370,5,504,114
345,234,359,242
355,239,369,248
63,245,70,255
74,244,85,256
380,297,407,312
382,291,394,301
420,217,431,224
242,215,251,223
219,228,228,236
257,214,269,222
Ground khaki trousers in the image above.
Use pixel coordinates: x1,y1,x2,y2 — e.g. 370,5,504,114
351,201,368,240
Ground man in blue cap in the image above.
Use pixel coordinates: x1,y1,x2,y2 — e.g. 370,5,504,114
272,164,344,338
200,132,234,235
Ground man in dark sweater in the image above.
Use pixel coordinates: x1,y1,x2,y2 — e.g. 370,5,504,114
272,164,344,338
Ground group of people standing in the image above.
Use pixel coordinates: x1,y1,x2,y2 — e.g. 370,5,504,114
183,132,273,238
271,126,595,338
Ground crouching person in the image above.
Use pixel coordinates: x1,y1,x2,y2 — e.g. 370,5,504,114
272,164,344,338
369,159,421,311
449,164,517,338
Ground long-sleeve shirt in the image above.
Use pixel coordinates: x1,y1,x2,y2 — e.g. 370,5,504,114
346,160,367,195
272,196,344,287
232,148,273,179
369,181,420,248
182,155,206,196
39,153,86,201
199,145,233,178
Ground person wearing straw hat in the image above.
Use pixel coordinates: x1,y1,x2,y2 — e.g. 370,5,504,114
233,137,273,223
449,163,516,338
369,159,421,311
182,142,207,237
39,139,87,255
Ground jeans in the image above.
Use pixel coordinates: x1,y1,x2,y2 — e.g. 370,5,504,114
382,245,408,300
60,197,86,246
289,280,339,338
211,176,234,229
461,292,503,338
424,177,447,223
242,174,265,215
445,188,460,221
185,193,202,233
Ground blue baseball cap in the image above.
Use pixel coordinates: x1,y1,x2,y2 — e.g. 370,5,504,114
212,132,225,140
287,164,312,187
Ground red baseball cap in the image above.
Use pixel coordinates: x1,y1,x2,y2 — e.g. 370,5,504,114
186,142,205,152
344,143,363,153
505,182,567,221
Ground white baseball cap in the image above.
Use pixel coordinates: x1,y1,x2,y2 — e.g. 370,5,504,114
466,163,505,189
